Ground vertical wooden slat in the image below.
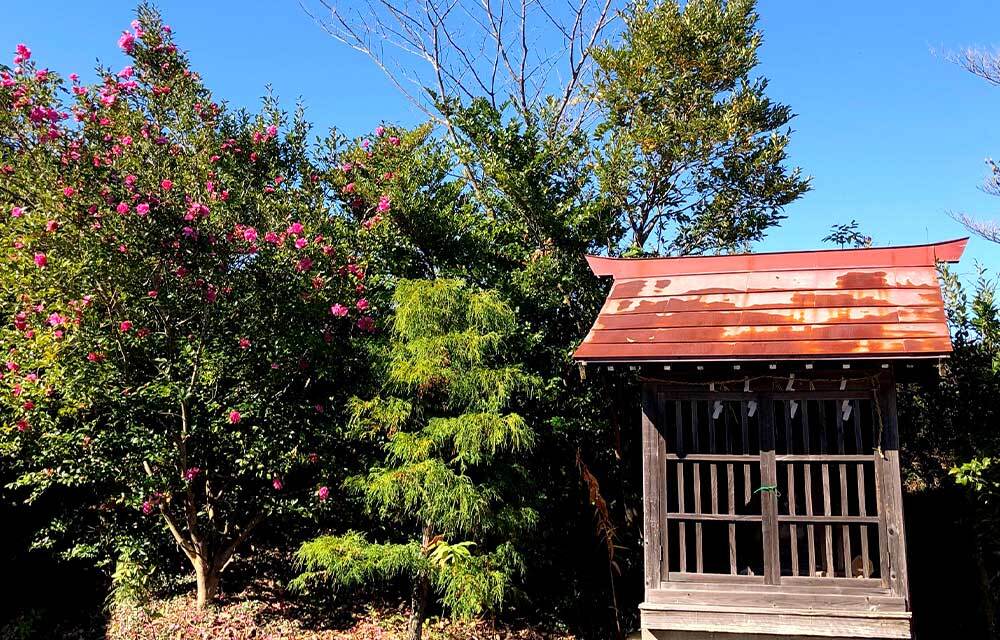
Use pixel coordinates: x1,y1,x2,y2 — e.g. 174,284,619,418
658,394,670,580
691,401,703,573
675,402,687,573
727,463,737,575
822,462,834,576
640,385,662,592
784,401,799,577
677,462,687,573
840,461,852,578
854,399,870,578
820,401,834,576
694,462,703,574
726,400,736,575
802,400,816,577
837,398,850,578
742,400,751,507
760,397,780,585
709,401,719,518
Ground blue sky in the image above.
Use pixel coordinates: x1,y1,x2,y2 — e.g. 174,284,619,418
2,1,999,278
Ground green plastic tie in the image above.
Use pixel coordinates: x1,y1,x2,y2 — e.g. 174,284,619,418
753,484,780,497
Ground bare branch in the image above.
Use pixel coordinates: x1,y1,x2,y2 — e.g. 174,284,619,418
302,0,621,131
949,210,1000,244
950,47,1000,87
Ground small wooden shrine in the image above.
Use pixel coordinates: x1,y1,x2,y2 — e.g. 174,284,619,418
574,239,968,639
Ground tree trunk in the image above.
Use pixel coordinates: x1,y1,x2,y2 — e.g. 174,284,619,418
193,555,222,609
407,572,431,640
408,524,434,640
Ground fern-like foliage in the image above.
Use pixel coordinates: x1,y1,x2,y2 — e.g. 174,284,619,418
294,279,540,622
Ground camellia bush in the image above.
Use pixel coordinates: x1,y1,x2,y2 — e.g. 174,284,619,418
0,8,378,607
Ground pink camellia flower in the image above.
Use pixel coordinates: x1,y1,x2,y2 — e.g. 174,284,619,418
341,162,353,172
11,206,24,218
116,202,129,215
356,298,369,312
357,316,376,332
16,420,29,433
14,312,27,330
342,182,355,194
117,66,133,78
238,337,251,349
45,219,59,232
264,231,280,244
6,361,19,372
160,179,173,190
136,203,150,216
69,72,79,82
375,125,385,137
12,384,22,396
124,174,137,187
33,253,47,268
148,290,158,298
23,400,35,411
47,312,66,327
119,320,132,332
141,500,154,515
24,372,37,383
287,222,303,235
317,486,330,501
228,410,241,424
62,186,75,197
118,31,135,53
272,477,283,491
14,43,31,65
330,303,349,317
86,352,104,362
205,287,218,303
242,227,258,243
388,136,400,146
121,135,133,146
296,257,313,272
294,237,308,250
183,467,201,481
266,124,277,137
377,196,391,212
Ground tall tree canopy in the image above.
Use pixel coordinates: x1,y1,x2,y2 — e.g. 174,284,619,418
592,0,810,254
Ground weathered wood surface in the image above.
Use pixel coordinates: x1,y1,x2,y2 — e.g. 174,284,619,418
640,602,912,639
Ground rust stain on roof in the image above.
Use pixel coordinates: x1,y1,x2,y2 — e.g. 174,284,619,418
574,238,968,363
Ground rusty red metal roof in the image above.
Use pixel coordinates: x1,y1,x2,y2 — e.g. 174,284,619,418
574,239,968,362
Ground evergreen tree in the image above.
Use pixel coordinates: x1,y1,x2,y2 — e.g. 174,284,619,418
294,279,540,640
592,0,811,255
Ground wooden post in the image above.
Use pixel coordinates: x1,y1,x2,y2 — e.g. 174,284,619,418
760,396,780,585
641,384,663,594
877,371,911,606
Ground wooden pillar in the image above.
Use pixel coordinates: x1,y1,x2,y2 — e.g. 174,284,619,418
641,384,664,595
877,370,911,606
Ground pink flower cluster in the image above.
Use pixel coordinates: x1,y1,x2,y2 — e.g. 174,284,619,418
14,43,31,65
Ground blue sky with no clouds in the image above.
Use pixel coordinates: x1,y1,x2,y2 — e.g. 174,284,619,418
2,1,999,278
